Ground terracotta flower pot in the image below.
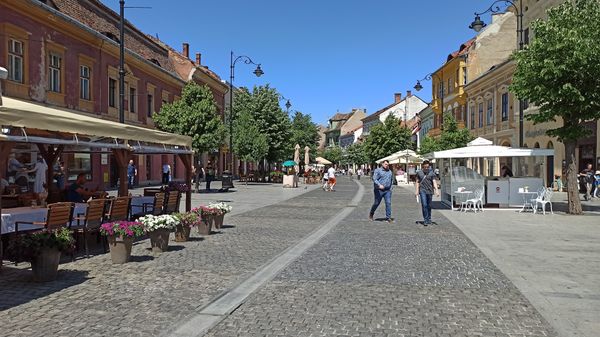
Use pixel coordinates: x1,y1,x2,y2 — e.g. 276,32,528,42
197,215,212,235
213,213,225,229
108,235,133,264
149,229,171,253
31,247,61,282
175,224,191,242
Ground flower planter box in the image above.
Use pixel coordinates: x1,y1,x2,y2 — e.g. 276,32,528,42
149,229,171,253
213,214,224,229
31,247,61,282
197,216,212,235
174,224,191,242
108,235,133,264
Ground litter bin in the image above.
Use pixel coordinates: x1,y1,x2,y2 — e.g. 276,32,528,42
220,171,234,191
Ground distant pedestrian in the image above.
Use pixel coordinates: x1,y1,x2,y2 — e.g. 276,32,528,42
195,162,205,193
322,168,329,191
205,161,215,191
415,160,439,226
327,165,337,191
162,163,170,185
357,168,363,180
579,163,594,201
127,159,137,189
369,160,393,223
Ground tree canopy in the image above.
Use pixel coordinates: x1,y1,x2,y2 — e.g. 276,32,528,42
232,108,269,163
363,115,413,163
511,0,600,214
344,142,368,166
418,113,473,155
288,111,320,154
153,82,225,154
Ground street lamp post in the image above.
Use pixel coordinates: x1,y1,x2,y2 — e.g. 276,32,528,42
279,94,292,114
414,72,444,130
469,0,524,147
229,51,263,173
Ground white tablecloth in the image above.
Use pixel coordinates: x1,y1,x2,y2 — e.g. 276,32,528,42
1,203,88,234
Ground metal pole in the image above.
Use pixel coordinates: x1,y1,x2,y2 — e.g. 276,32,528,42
119,0,125,124
229,51,235,173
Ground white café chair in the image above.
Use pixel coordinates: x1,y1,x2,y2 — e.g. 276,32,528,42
464,188,484,213
533,188,554,215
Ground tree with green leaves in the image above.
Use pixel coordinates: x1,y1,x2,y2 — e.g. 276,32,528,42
232,109,269,164
320,146,343,165
344,142,368,166
418,113,473,155
363,115,413,164
153,82,225,154
233,85,291,164
511,0,600,214
288,111,320,154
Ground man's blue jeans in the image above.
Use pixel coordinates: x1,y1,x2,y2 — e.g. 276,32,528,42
419,190,433,223
128,175,134,189
370,188,392,219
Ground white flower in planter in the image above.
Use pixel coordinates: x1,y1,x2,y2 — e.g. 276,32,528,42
208,202,232,214
139,214,179,232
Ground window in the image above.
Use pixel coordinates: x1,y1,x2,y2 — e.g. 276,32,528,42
129,87,137,113
462,67,467,85
486,99,493,125
109,78,117,107
48,53,61,92
80,65,91,100
470,105,475,129
501,93,509,121
8,39,24,83
438,82,444,98
147,94,154,117
524,27,530,45
447,78,452,94
456,69,460,86
478,103,483,128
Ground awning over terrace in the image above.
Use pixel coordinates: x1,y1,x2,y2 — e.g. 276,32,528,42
0,97,192,153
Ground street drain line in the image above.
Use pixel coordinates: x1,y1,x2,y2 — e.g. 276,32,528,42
168,180,365,337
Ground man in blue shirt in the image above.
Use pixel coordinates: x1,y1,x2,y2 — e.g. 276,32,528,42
369,160,393,223
127,159,137,189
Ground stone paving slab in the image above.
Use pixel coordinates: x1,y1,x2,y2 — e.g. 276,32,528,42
0,179,357,337
205,180,557,337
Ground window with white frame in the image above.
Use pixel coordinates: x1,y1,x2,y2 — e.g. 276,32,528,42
80,65,91,100
478,102,484,128
486,98,494,125
48,53,61,92
501,93,509,121
470,105,475,129
109,78,117,107
8,39,24,83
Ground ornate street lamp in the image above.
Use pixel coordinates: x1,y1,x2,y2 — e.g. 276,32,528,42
470,0,525,146
279,94,292,113
415,72,444,130
229,51,263,172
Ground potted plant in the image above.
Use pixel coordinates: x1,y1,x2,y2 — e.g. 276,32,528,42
100,221,145,264
10,227,75,282
173,212,202,242
139,214,178,253
208,202,232,229
192,206,217,235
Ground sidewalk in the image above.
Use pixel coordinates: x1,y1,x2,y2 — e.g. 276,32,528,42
396,183,600,337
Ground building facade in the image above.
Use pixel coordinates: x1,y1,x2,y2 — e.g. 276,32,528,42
0,0,227,188
361,92,427,137
324,109,366,147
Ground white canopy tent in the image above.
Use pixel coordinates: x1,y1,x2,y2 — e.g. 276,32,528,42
376,149,423,164
426,138,555,209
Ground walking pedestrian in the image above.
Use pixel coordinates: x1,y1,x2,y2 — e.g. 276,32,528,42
357,168,363,180
205,161,215,191
162,162,170,185
32,156,48,194
593,170,600,198
369,160,393,223
195,162,205,193
327,165,337,191
579,163,594,201
415,160,439,226
127,159,137,189
322,168,329,191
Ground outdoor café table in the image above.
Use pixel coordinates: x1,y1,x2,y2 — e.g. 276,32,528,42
0,203,87,234
453,190,473,211
518,191,538,213
131,196,155,215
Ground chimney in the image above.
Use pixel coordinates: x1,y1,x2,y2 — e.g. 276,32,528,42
394,93,402,103
195,53,202,66
406,90,412,97
182,43,189,58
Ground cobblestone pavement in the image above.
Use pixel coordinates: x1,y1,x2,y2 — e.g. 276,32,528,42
0,180,356,337
205,179,557,337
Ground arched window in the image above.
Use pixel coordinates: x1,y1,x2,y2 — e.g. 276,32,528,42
547,141,554,149
534,142,540,148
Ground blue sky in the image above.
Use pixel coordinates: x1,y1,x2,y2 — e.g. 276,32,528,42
106,0,495,125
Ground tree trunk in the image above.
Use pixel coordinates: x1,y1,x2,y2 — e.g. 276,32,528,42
564,140,582,215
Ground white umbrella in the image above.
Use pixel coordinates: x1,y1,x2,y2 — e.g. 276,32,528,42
315,157,332,165
304,146,310,166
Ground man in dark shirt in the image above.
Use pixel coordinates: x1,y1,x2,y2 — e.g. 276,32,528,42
67,173,95,203
580,163,594,201
415,160,439,226
127,160,137,189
